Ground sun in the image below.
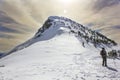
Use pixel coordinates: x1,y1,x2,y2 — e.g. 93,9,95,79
64,10,67,14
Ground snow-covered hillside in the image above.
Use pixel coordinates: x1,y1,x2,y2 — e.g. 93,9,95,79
0,16,119,80
8,16,117,54
0,27,120,80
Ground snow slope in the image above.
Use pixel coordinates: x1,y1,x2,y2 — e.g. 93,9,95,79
8,16,117,55
0,25,120,80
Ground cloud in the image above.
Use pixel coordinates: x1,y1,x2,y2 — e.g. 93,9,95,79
112,25,120,29
0,33,14,39
93,0,120,12
0,0,39,28
0,11,18,24
83,0,120,43
0,26,22,33
0,10,33,35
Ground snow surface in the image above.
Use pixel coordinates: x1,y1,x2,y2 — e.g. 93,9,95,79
0,31,120,80
0,17,120,80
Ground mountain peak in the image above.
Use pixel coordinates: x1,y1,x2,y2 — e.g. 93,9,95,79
48,16,76,24
48,16,68,20
7,16,117,55
48,16,60,20
35,16,117,46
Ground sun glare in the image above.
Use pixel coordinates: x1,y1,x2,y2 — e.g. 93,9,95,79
64,10,67,14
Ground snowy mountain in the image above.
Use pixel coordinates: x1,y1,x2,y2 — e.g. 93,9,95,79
0,16,120,80
7,16,117,55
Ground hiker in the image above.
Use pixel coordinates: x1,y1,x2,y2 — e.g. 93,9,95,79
100,48,107,67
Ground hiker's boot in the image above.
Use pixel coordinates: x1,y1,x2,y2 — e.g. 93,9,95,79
105,64,107,67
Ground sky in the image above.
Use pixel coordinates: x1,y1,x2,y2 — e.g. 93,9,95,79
0,0,120,52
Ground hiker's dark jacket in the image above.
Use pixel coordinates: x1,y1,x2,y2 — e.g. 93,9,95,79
100,50,107,58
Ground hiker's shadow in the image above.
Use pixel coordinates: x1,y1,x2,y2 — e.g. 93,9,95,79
106,66,118,72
